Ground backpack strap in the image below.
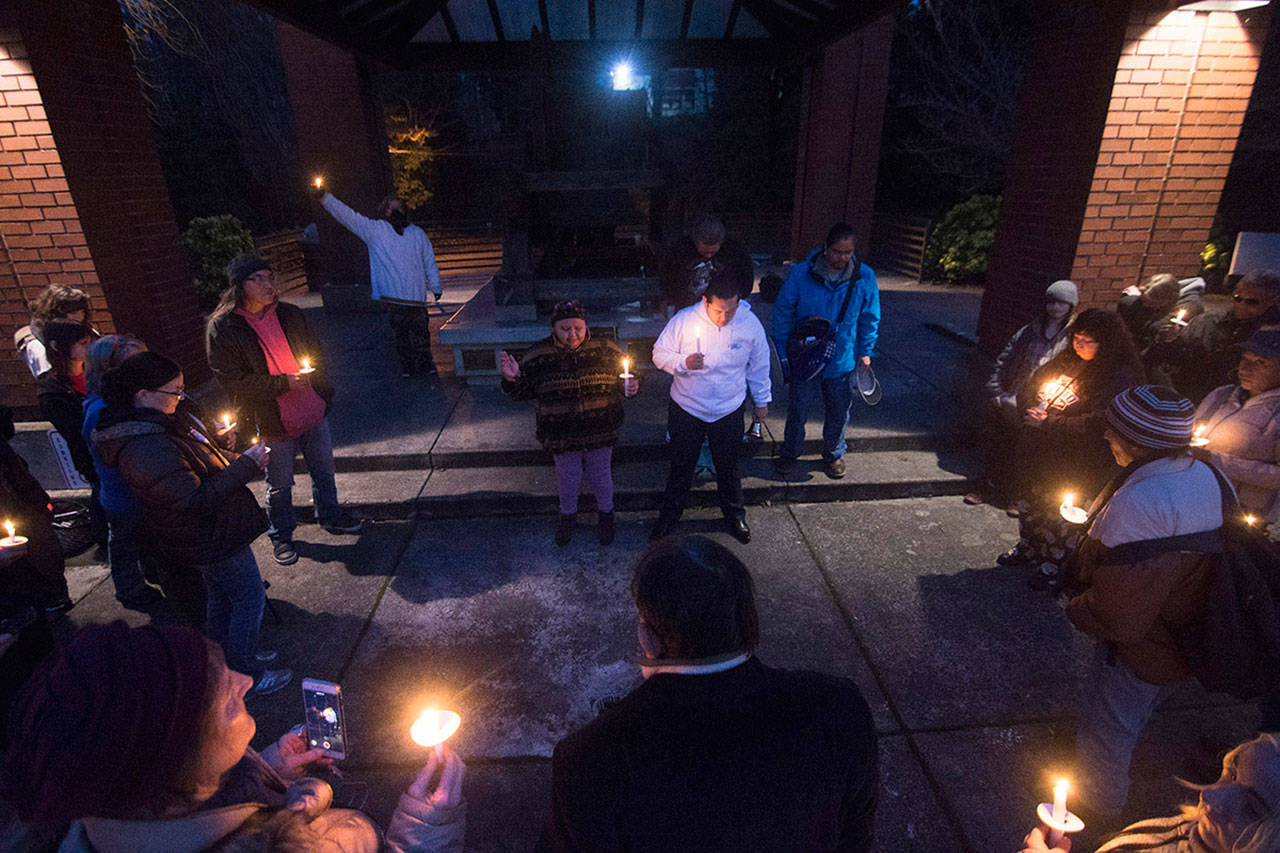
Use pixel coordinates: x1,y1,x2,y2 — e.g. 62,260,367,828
835,261,861,325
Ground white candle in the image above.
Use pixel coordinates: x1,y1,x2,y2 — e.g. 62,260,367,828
410,708,461,762
695,336,701,355
620,357,633,380
217,412,236,436
1190,424,1209,447
298,357,315,374
1171,308,1188,327
1049,779,1070,844
0,519,27,549
1059,493,1087,525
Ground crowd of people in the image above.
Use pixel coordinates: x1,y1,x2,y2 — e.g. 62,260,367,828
1,191,1279,851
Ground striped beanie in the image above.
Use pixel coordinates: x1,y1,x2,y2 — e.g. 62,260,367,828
1106,385,1194,449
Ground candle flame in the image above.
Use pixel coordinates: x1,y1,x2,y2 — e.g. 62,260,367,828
3,520,12,539
313,176,324,188
1062,493,1075,510
1194,424,1206,438
410,709,460,748
1055,779,1070,797
250,436,259,445
1245,514,1258,526
1175,308,1186,322
622,358,630,373
300,358,311,371
222,412,232,426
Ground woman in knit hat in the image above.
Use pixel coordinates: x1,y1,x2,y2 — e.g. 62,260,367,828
2,620,466,852
999,309,1145,584
965,279,1076,508
499,301,639,546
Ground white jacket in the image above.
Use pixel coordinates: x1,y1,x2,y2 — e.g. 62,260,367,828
1196,383,1280,521
322,193,441,303
1090,455,1224,548
652,299,772,422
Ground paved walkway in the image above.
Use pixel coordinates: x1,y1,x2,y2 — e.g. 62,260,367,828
47,278,1259,852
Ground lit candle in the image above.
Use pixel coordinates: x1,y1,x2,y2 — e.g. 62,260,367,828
410,708,461,761
313,175,324,189
695,336,701,355
620,357,634,380
1245,514,1258,526
250,435,259,445
217,411,236,436
1171,308,1188,327
1190,424,1209,447
1037,777,1084,846
1059,492,1088,525
298,357,315,374
0,519,27,549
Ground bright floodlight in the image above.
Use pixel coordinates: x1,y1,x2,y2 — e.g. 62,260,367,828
611,62,635,91
1178,0,1268,10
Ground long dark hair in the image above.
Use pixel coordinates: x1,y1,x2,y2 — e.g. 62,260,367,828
41,319,94,382
1069,308,1144,382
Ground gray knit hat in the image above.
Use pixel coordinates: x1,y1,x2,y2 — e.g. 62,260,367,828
1045,279,1079,307
226,253,272,288
1106,385,1194,449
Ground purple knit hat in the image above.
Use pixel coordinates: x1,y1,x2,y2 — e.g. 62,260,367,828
2,621,212,825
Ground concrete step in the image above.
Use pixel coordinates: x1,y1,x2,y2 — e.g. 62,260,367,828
48,449,975,521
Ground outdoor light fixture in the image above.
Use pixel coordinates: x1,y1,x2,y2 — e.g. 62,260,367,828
611,62,636,91
1177,1,1269,11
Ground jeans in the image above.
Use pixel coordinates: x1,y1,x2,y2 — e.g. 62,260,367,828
265,417,340,542
194,545,266,679
387,302,435,373
104,509,151,601
553,447,614,515
1076,643,1177,815
782,371,855,460
660,400,745,524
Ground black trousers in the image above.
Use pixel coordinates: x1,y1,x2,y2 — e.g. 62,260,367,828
660,400,745,524
386,303,435,373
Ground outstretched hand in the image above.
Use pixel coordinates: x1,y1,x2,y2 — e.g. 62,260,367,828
499,351,520,381
407,745,466,808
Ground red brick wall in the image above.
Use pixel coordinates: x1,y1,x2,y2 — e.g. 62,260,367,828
1071,5,1269,309
979,0,1133,353
277,22,393,287
5,0,209,414
0,15,112,413
791,13,894,260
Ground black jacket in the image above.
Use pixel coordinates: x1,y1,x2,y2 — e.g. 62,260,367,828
659,236,754,309
35,374,95,483
538,657,878,852
92,406,266,566
205,302,334,439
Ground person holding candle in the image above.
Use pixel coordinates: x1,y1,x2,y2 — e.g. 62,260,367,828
0,404,70,615
93,352,292,694
206,253,364,568
318,188,443,377
650,272,772,544
1,620,467,852
500,301,638,546
1000,309,1144,581
1116,273,1207,354
540,536,877,851
1062,386,1222,818
771,222,881,480
1021,733,1280,853
965,280,1077,507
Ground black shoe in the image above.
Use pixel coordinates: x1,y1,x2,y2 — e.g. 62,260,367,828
321,514,365,535
725,517,751,544
773,455,795,477
824,456,846,480
555,514,575,547
649,518,676,542
996,543,1030,567
117,586,164,611
597,511,615,545
273,539,299,566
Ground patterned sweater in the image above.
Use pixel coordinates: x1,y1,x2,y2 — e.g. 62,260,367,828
502,333,627,454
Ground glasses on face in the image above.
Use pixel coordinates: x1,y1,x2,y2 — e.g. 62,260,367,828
1073,335,1098,346
1233,292,1265,307
152,387,185,398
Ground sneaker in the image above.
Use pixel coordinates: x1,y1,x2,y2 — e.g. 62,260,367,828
253,668,293,695
273,539,299,566
963,491,984,506
996,543,1031,566
1005,501,1028,519
256,649,278,663
824,457,846,480
321,514,365,535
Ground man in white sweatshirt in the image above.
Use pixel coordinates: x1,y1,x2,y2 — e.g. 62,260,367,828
651,272,772,543
321,191,442,377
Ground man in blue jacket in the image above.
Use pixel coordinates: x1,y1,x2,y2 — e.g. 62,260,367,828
772,223,880,479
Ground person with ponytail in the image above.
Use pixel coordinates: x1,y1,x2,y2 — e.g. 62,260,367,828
91,352,292,695
319,188,442,377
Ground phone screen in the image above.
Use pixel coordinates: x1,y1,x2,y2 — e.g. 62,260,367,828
303,683,347,757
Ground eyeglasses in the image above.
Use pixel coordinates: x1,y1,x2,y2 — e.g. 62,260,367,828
152,387,185,397
1232,292,1265,307
1073,335,1098,346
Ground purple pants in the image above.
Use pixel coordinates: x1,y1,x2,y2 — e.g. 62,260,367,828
553,447,614,515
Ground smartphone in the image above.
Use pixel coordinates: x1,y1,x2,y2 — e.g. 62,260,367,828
301,678,348,760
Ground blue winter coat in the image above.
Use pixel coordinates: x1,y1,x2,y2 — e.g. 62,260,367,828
772,250,880,379
82,395,140,518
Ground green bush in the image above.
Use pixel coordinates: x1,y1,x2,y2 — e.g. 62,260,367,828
922,194,1002,285
182,214,255,310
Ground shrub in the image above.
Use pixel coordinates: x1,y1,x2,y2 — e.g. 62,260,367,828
922,194,1001,285
182,214,255,310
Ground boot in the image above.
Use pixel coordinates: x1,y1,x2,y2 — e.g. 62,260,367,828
597,511,615,545
555,514,575,547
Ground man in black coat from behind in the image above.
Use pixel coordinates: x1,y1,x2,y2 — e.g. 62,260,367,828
538,536,878,852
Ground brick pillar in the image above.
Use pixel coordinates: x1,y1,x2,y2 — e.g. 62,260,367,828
3,0,209,407
277,22,393,287
980,0,1270,351
790,13,893,260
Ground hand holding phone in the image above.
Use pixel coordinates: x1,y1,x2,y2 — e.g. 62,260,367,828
302,678,348,760
268,728,331,780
